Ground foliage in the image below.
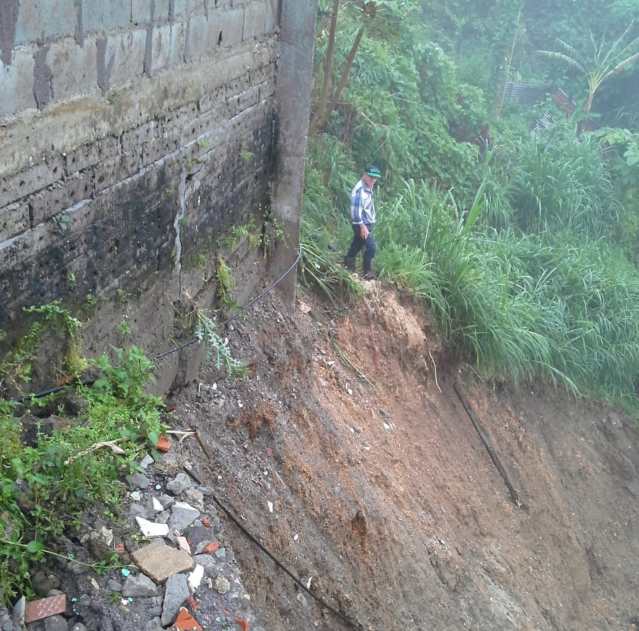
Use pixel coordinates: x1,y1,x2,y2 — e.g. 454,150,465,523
0,347,163,606
194,310,246,377
304,0,639,408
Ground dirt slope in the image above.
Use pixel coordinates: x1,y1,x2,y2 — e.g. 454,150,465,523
173,283,639,630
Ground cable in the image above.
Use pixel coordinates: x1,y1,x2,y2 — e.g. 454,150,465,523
10,250,302,404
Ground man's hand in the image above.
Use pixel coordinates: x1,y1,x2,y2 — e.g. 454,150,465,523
359,224,369,240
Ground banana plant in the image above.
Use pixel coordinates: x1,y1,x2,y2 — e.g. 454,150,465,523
538,22,639,114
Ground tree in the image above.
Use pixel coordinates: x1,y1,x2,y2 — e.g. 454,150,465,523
538,22,639,115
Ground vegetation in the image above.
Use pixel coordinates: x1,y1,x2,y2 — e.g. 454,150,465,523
0,346,164,605
302,0,639,408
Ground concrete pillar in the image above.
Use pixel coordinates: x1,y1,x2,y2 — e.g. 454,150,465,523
270,0,317,304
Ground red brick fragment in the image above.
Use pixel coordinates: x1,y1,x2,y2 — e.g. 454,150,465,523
204,541,221,554
25,595,66,623
156,435,172,453
185,596,199,611
174,607,203,631
235,617,250,631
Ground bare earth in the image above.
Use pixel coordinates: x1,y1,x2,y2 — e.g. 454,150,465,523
174,283,639,631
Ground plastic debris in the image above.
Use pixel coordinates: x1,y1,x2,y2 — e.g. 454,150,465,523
121,568,131,577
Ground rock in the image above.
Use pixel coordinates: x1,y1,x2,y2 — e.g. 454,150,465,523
155,452,180,476
132,542,194,583
140,454,154,469
176,537,191,554
151,497,164,512
135,517,169,538
215,547,226,560
88,527,114,559
144,618,163,631
129,503,149,519
183,488,204,510
146,596,163,617
158,494,175,509
127,473,151,489
155,511,170,524
43,616,68,631
214,576,230,595
186,527,216,553
11,597,25,625
130,491,143,502
161,574,190,626
169,502,200,532
193,555,217,577
106,579,122,592
31,571,61,597
71,625,87,631
166,473,193,496
188,565,204,592
122,574,159,598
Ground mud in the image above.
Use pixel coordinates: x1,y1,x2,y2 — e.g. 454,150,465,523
173,282,639,630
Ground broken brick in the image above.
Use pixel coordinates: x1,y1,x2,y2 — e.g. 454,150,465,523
204,542,221,554
185,595,199,610
174,607,203,631
25,595,67,624
156,435,172,452
235,617,250,631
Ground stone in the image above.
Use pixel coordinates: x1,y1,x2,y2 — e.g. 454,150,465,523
152,497,164,512
156,510,170,524
188,565,204,592
129,503,149,519
11,596,25,625
71,624,87,631
166,473,193,495
130,491,143,502
215,547,226,560
161,574,190,626
44,616,68,631
158,494,175,509
127,473,151,489
214,576,230,595
169,502,200,532
140,454,155,469
122,574,159,598
193,555,217,577
144,618,163,631
176,536,191,554
88,526,114,558
31,571,61,597
135,517,169,538
106,579,122,592
183,488,204,510
132,542,194,583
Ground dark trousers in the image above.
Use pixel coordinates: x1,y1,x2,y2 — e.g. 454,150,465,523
345,224,376,273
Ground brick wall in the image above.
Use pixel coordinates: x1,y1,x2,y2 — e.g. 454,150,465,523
0,0,296,392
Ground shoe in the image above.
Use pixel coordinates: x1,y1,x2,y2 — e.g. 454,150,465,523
343,257,356,272
362,271,376,280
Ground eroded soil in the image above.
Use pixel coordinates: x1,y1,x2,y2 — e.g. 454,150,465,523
173,283,639,630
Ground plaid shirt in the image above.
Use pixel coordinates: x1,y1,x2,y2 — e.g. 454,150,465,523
350,179,376,225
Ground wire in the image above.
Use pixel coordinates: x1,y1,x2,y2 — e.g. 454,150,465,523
11,249,302,404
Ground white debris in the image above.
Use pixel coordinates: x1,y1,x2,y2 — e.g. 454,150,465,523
135,517,169,538
267,501,274,513
188,564,204,592
152,497,164,512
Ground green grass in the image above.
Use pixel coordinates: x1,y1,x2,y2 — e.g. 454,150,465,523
0,347,164,606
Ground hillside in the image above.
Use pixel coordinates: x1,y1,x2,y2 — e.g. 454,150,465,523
166,284,639,630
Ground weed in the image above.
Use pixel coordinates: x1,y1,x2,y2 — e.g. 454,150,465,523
216,257,238,310
194,310,246,377
0,347,164,607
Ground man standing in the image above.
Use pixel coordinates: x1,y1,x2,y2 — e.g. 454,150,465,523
343,165,381,279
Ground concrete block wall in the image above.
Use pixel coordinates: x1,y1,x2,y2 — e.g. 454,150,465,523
0,0,293,392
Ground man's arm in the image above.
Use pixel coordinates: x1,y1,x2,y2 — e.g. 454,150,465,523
351,189,369,238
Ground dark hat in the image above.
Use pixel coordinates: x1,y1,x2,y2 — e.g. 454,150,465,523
366,165,382,178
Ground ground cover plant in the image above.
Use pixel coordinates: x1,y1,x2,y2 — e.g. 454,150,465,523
303,0,639,409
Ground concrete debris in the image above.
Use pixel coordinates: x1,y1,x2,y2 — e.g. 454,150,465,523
135,517,170,538
152,497,164,512
169,502,200,531
176,536,192,554
132,542,194,583
188,565,204,592
122,574,159,598
183,488,205,510
161,574,190,626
